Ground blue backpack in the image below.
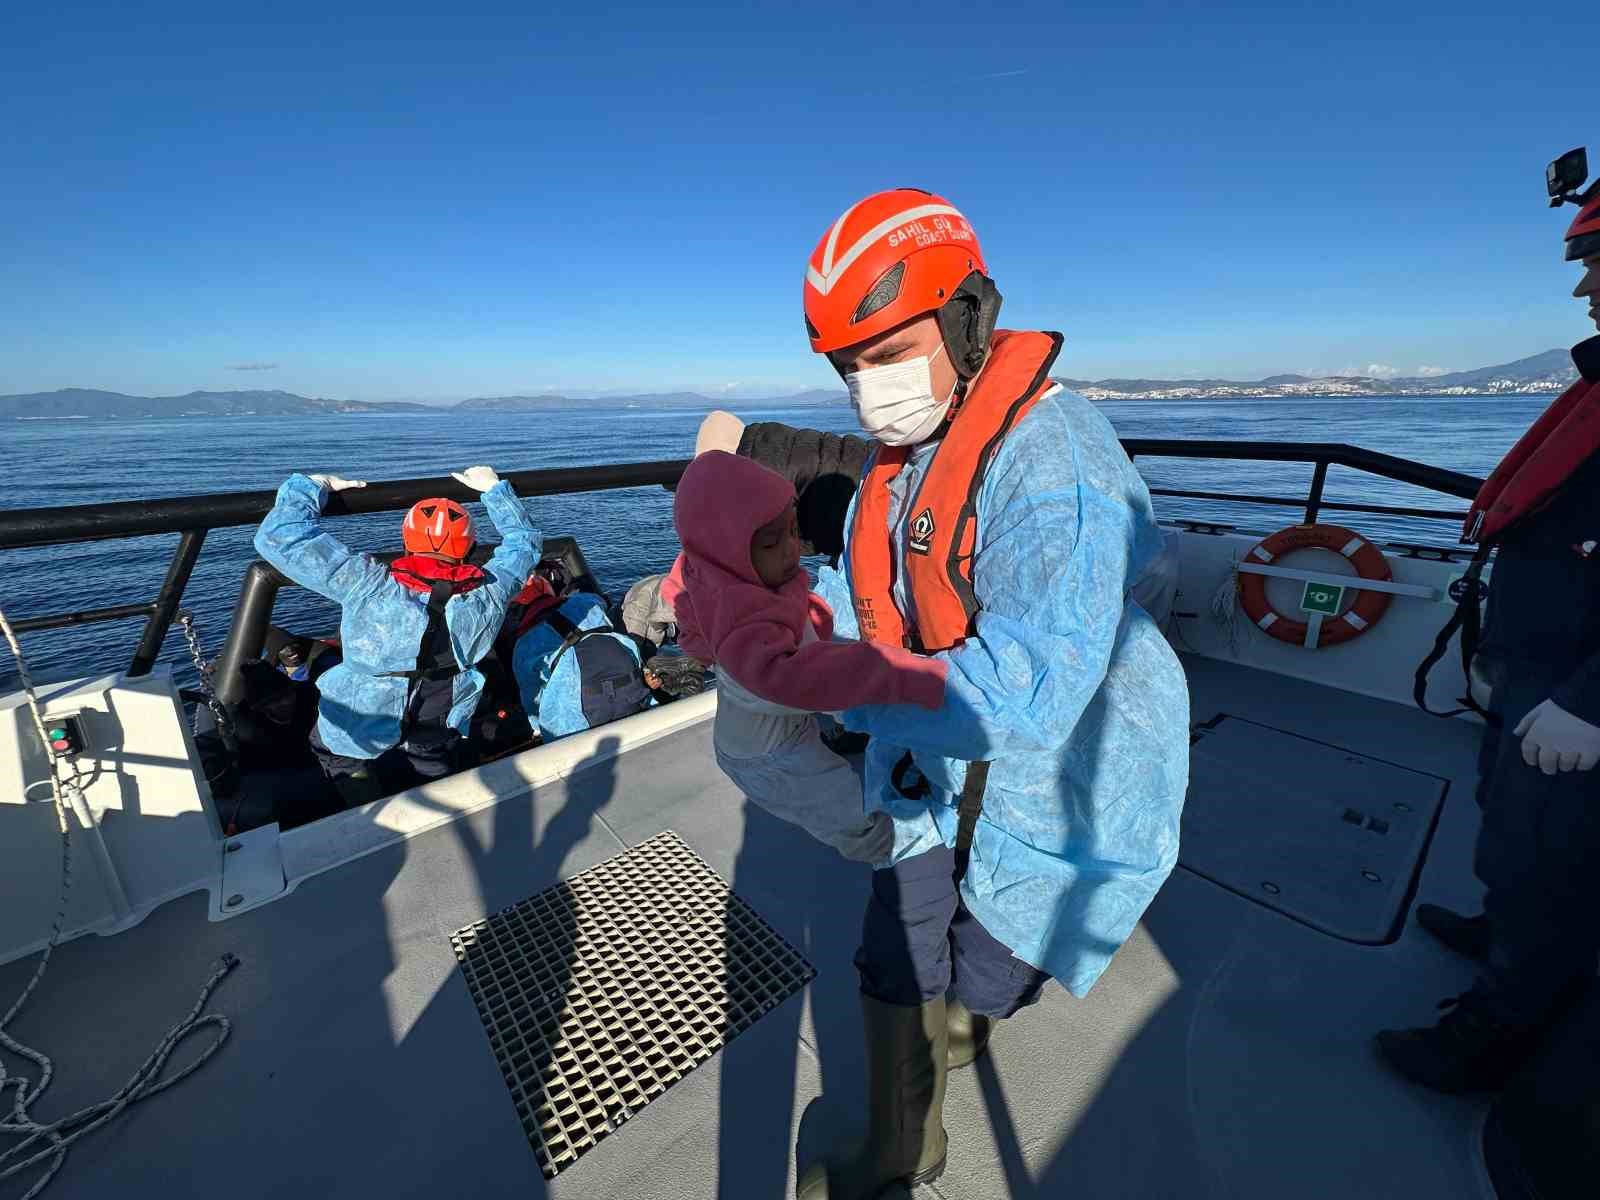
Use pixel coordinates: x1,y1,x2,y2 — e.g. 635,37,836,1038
540,609,655,729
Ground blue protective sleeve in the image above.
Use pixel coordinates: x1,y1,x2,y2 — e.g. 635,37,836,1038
814,563,859,640
443,481,541,669
253,474,388,604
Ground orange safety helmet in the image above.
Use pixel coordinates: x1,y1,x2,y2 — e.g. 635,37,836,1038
1566,191,1600,261
402,497,475,560
803,188,1003,378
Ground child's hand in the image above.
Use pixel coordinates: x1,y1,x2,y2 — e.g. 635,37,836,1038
646,655,707,697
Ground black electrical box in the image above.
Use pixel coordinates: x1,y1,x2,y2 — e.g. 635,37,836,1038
43,714,87,757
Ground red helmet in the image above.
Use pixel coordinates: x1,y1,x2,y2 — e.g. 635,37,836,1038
402,497,475,559
803,188,1002,377
1566,192,1600,261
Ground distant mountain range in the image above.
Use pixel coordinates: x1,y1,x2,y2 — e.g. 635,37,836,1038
454,388,841,412
0,388,431,420
1,349,1579,420
1056,348,1578,400
0,386,844,420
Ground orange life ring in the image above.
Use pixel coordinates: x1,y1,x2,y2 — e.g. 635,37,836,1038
1238,523,1393,648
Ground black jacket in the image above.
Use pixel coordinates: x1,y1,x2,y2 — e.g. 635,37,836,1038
1480,336,1600,724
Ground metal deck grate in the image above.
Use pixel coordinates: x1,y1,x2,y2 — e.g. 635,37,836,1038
450,830,816,1179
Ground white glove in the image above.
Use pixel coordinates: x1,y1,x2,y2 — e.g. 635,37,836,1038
1514,699,1600,775
694,410,746,457
307,474,367,492
451,466,501,493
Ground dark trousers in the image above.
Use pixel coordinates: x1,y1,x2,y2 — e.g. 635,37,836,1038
856,842,1050,1018
308,722,459,789
1484,978,1600,1200
1472,663,1600,1031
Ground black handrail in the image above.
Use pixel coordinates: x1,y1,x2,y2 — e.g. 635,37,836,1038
9,601,159,634
1119,439,1483,501
0,459,692,550
1144,488,1470,522
0,441,1485,679
129,529,206,676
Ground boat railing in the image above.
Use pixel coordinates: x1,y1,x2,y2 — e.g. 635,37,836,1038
0,440,1482,682
1122,439,1481,525
0,460,691,681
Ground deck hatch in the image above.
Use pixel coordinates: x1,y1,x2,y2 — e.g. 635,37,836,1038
1184,715,1448,943
450,830,816,1179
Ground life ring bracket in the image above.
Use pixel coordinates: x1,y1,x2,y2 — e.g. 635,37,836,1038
1236,523,1400,649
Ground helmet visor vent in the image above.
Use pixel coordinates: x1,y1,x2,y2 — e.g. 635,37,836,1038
851,261,906,325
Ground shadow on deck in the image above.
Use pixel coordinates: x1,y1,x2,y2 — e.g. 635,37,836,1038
0,654,1496,1200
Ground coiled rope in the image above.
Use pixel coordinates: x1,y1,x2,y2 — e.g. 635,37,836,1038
0,601,236,1199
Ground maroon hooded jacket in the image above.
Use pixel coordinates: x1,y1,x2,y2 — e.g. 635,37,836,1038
663,451,945,714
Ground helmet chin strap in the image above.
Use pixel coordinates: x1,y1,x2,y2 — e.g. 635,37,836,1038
940,347,988,425
920,359,977,443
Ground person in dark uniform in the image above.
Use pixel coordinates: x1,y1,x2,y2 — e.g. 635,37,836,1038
1378,155,1600,1094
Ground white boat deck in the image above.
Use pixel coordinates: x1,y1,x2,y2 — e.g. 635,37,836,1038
0,653,1496,1200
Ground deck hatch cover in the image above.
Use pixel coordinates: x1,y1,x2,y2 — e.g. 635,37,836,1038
1184,715,1447,943
450,830,816,1179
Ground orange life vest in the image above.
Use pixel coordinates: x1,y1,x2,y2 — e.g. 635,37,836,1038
849,328,1063,652
1465,343,1600,544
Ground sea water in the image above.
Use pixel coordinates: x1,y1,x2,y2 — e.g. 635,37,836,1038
0,395,1549,688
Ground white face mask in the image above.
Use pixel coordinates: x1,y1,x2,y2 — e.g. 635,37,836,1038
845,342,955,446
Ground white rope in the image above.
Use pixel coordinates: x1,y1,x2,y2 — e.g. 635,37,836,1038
0,601,237,1199
1210,559,1243,657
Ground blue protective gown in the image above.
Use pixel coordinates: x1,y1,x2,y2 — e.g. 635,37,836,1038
511,592,652,740
253,474,541,760
818,387,1191,997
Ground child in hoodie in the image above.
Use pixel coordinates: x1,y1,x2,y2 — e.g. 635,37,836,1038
664,450,946,863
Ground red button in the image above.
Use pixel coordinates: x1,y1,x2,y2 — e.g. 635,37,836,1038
51,739,71,752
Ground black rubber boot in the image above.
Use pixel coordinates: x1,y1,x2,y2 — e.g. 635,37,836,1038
1375,992,1533,1094
946,998,992,1071
796,995,949,1198
1481,978,1600,1200
1415,904,1491,963
331,768,385,810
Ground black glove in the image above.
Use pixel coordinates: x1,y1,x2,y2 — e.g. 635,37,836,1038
645,655,707,698
796,473,859,563
819,724,871,757
738,422,872,563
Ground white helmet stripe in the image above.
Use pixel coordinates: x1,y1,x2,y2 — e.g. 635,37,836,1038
820,199,861,274
806,203,966,296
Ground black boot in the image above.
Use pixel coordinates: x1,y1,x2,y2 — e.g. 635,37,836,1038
331,768,385,810
946,998,992,1071
795,995,948,1198
1415,904,1490,963
1375,992,1532,1094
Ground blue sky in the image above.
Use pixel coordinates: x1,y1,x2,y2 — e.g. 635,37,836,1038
2,1,1595,400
